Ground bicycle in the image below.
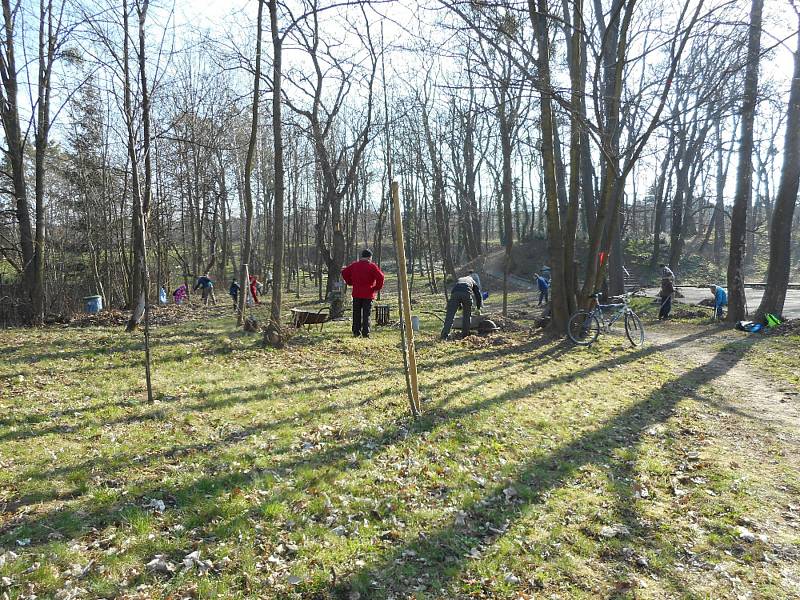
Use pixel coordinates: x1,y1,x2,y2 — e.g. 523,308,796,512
567,291,644,347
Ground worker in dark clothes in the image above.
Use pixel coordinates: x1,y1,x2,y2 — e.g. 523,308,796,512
441,275,483,340
193,273,216,306
659,277,674,320
341,249,385,338
229,280,240,311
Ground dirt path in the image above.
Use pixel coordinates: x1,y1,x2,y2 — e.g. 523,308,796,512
645,323,800,448
471,260,800,590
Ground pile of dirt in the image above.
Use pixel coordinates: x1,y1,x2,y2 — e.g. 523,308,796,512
66,309,129,327
765,318,800,336
483,313,527,332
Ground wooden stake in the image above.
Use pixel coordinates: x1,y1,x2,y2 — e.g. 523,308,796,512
237,263,251,326
391,181,421,416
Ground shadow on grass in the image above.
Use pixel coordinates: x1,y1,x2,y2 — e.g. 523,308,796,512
2,330,708,548
0,353,412,444
333,341,748,598
4,322,772,599
0,327,543,441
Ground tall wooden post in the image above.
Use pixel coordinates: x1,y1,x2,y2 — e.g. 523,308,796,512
237,263,251,325
392,181,421,416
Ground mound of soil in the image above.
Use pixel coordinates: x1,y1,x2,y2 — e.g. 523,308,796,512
483,313,527,332
765,318,800,336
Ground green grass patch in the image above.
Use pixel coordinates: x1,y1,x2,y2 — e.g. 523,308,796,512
0,280,797,598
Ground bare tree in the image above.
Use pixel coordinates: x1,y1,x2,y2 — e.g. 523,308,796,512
126,0,154,335
727,0,763,321
755,2,800,318
284,0,378,311
0,0,69,323
265,0,285,344
237,0,264,327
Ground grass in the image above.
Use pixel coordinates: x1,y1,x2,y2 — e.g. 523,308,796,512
0,280,798,599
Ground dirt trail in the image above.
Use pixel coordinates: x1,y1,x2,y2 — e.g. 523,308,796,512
646,323,800,447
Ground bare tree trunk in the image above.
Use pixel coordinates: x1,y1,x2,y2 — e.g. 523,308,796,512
532,0,568,331
124,0,148,332
713,119,727,264
218,151,229,283
0,0,59,324
668,130,690,270
756,9,800,318
650,137,674,267
499,92,513,317
581,1,632,301
422,106,455,278
266,0,285,342
727,0,763,321
562,0,583,317
238,0,263,326
31,0,59,324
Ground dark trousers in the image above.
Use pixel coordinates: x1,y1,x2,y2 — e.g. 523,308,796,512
441,292,472,339
659,295,672,319
538,289,549,305
352,297,373,336
201,287,216,306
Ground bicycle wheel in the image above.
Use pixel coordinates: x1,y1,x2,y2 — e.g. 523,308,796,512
624,311,644,347
567,310,601,345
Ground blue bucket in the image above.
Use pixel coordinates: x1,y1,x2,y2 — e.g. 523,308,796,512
84,295,103,314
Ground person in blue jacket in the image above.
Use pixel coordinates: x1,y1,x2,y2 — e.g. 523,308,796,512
193,273,216,306
710,285,727,320
534,272,550,305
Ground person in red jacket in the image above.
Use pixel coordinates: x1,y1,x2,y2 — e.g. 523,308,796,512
249,274,260,305
341,249,385,338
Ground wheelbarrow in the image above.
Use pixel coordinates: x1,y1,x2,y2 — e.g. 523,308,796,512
290,306,331,331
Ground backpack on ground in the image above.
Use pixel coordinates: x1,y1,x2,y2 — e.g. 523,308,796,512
735,320,763,333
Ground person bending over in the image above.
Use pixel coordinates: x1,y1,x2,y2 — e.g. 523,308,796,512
710,285,727,320
441,275,483,340
534,272,550,305
194,273,216,306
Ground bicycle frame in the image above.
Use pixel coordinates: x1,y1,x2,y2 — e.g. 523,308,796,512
589,296,632,331
568,291,643,347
